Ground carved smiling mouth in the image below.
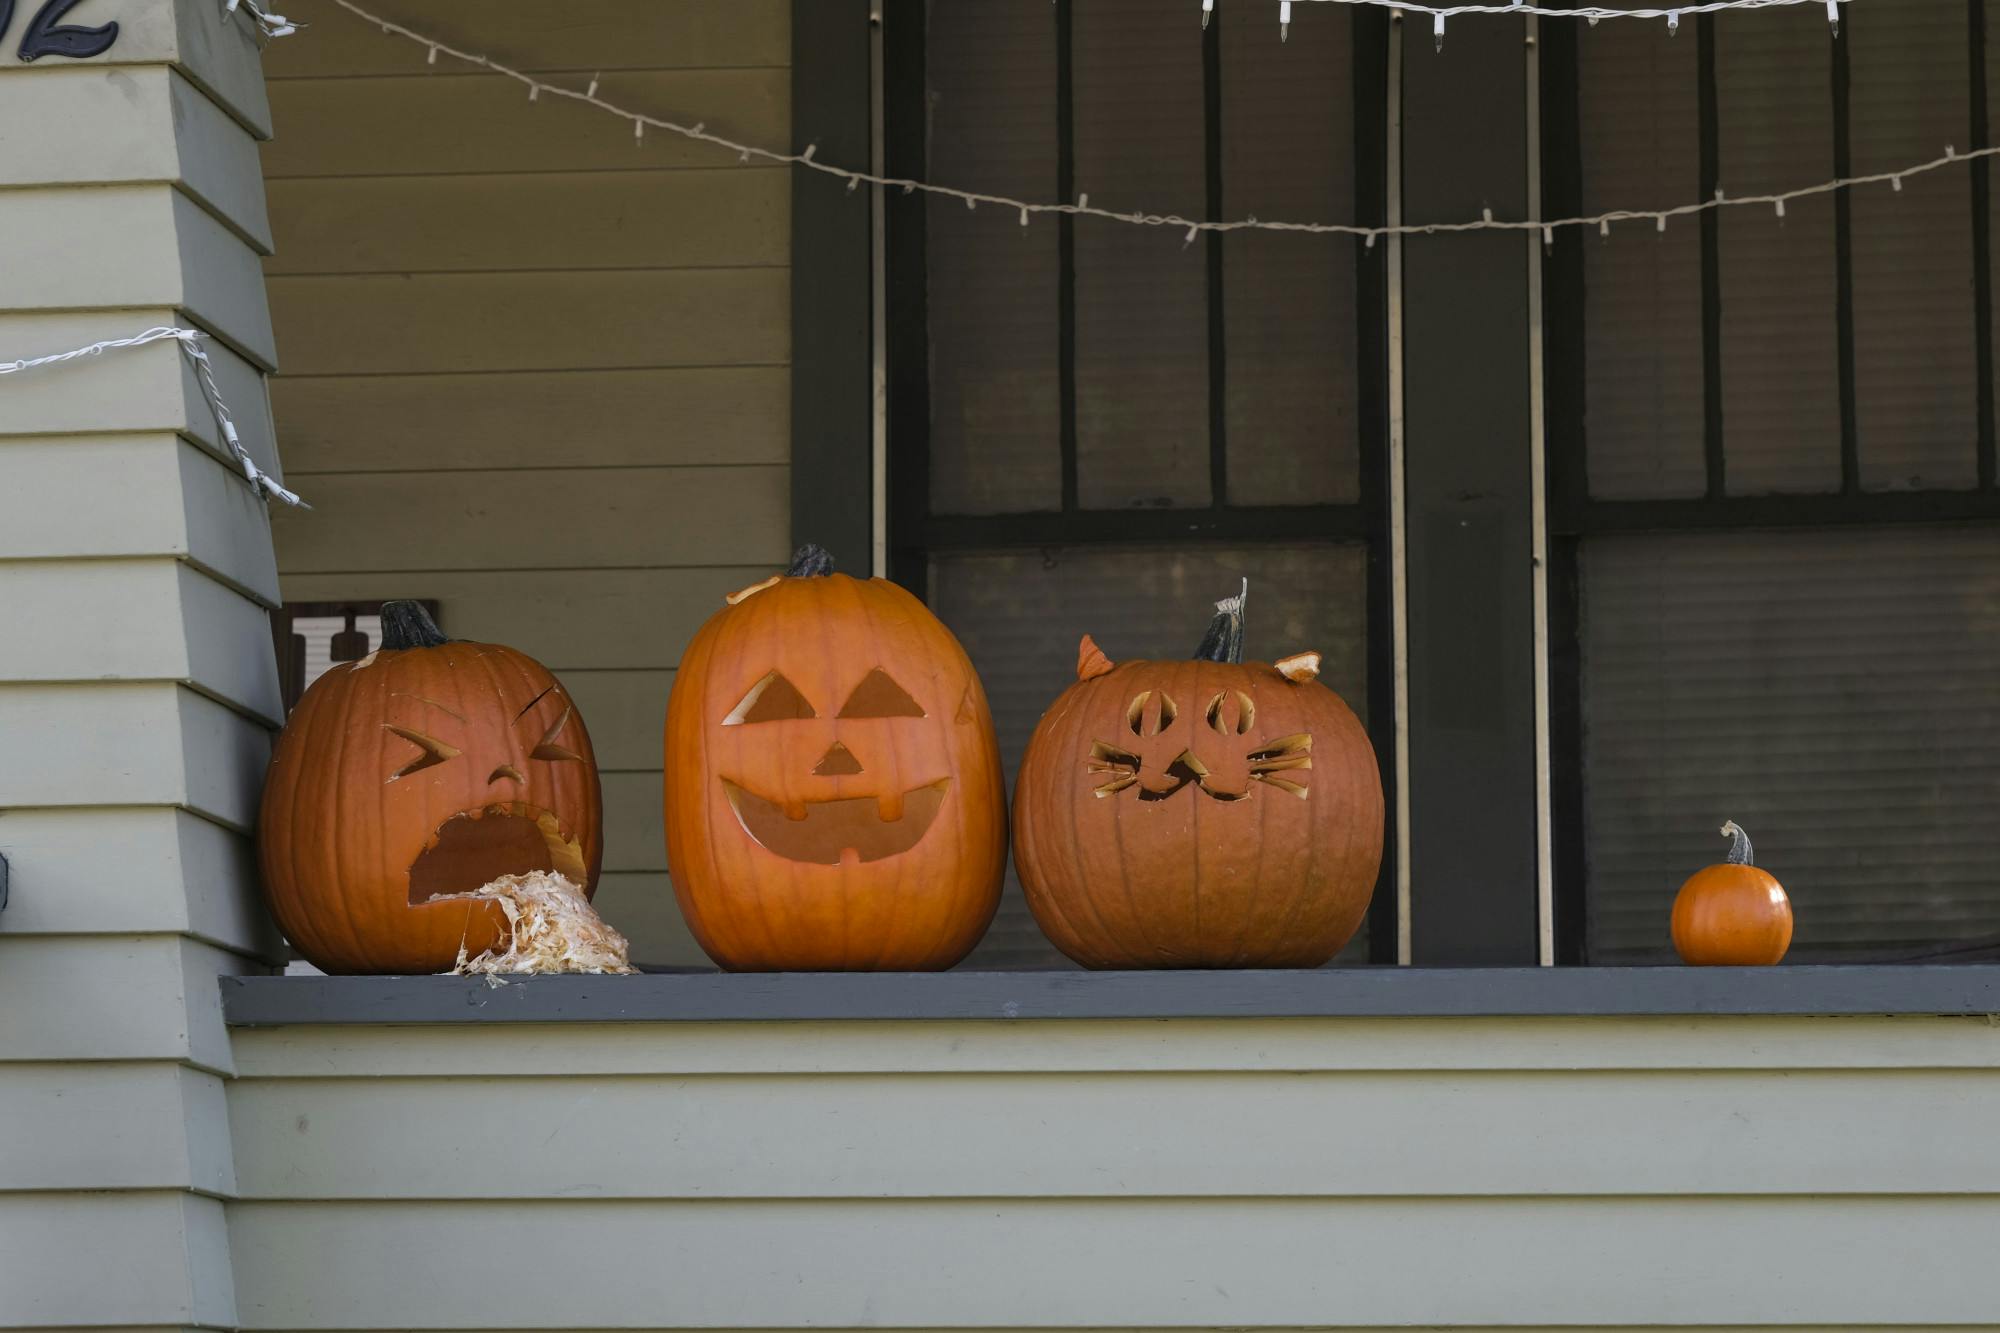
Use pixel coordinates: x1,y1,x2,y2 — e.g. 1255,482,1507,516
722,779,950,865
407,802,587,904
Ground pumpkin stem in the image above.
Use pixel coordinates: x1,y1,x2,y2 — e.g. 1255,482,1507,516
380,600,447,650
1192,579,1248,664
786,544,836,578
1719,820,1754,866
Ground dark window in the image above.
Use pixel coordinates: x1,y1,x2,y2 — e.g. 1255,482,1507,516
1546,3,2000,962
887,1,1392,965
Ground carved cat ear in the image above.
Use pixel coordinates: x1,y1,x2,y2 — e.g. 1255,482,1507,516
1275,651,1321,683
1077,635,1115,682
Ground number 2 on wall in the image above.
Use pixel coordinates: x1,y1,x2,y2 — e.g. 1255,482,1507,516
0,0,120,62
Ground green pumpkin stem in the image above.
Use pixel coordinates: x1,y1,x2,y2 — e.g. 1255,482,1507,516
1192,579,1249,664
379,600,447,650
786,544,836,578
1720,820,1754,867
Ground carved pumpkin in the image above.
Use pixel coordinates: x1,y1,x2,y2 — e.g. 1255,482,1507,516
1671,820,1793,965
258,602,603,974
1013,591,1383,968
664,545,1007,970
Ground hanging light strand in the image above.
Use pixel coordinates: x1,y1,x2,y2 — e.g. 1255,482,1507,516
0,326,306,508
223,0,301,40
1230,0,1843,43
325,0,1982,252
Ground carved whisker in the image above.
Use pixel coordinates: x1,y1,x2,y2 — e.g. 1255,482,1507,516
1251,773,1311,799
1246,733,1312,762
1093,775,1139,798
1248,753,1313,774
1088,740,1143,772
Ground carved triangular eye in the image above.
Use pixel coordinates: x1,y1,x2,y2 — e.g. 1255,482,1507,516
838,668,925,719
530,703,583,762
724,671,817,725
383,724,460,780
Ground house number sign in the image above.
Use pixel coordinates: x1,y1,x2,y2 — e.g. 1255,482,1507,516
1,0,119,62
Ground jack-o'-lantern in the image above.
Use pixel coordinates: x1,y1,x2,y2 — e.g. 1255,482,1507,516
258,602,603,974
1013,590,1383,968
664,545,1006,970
1671,820,1793,965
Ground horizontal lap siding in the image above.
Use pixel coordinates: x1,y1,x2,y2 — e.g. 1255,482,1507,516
225,1015,2000,1330
262,0,791,967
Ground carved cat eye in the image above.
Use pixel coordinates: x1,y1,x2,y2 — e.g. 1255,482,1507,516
838,668,925,719
1126,690,1177,737
383,723,460,780
724,671,817,725
1205,690,1257,736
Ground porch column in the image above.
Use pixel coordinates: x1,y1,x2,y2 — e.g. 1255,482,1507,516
0,4,285,1327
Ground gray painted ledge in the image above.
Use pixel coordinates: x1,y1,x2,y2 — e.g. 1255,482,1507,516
219,965,2000,1025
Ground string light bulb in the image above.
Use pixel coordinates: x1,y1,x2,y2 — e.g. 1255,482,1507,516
1826,0,1839,35
1434,11,1446,49
1279,0,1292,40
1202,0,1215,28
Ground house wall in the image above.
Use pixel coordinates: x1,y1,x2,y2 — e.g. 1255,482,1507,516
260,0,794,965
224,1012,2000,1329
0,5,288,1329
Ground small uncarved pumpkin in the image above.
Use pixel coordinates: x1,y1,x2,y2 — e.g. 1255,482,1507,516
663,545,1007,970
1671,820,1793,965
258,602,604,974
1012,589,1384,969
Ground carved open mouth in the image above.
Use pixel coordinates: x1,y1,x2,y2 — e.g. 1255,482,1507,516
722,779,950,865
407,802,587,904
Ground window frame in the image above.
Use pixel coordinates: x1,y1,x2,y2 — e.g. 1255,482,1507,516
877,0,1401,964
1539,11,2000,963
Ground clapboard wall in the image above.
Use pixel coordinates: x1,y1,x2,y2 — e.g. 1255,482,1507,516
224,1013,2000,1329
0,4,289,1328
261,0,792,964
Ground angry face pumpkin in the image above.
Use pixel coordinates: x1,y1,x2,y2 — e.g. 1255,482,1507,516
663,545,1007,971
1012,591,1383,969
257,602,603,974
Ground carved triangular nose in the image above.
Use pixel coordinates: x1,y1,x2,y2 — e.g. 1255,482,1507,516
812,741,864,776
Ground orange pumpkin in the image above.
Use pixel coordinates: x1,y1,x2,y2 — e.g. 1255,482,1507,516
258,602,603,974
663,545,1007,970
1671,820,1793,965
1012,591,1384,968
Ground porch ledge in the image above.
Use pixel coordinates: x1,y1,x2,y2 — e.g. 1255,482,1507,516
219,964,2000,1025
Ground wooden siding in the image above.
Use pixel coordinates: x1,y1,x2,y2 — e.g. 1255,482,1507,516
0,9,282,1328
225,1014,2000,1330
262,0,791,967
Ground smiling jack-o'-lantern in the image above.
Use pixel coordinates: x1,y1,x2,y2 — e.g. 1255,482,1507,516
664,545,1006,970
1013,590,1383,968
258,602,603,974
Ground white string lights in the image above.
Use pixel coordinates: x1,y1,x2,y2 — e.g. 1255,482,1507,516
0,327,306,507
1231,0,1846,47
328,0,1991,255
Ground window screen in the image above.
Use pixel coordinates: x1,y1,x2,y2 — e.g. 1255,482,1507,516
1581,527,2000,961
1574,2,1986,500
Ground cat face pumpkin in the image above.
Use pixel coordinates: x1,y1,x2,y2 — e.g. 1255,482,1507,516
1011,616,1384,969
